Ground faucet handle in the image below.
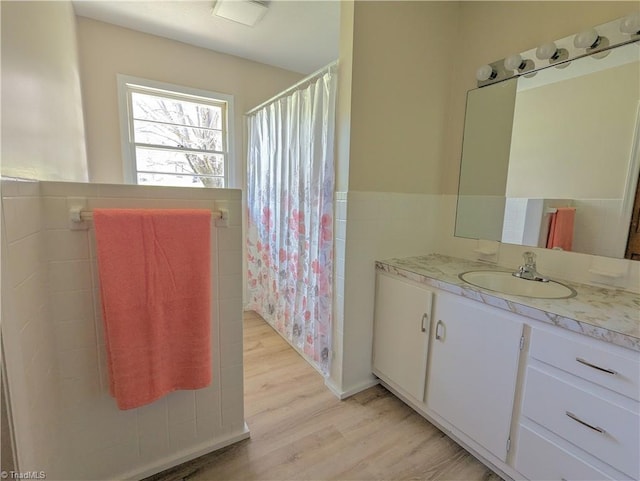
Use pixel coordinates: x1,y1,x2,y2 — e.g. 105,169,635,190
523,251,536,267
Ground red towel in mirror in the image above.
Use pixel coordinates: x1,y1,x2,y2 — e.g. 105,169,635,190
546,207,575,252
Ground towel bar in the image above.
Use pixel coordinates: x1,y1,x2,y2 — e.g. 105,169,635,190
69,207,225,224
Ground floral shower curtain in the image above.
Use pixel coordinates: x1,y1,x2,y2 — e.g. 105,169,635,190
246,64,337,375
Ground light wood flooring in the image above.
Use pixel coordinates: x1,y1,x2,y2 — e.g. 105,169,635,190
146,311,502,481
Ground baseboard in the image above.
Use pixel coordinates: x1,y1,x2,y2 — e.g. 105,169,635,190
324,377,379,400
121,423,251,481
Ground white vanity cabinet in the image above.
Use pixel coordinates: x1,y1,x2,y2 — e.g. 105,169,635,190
426,292,524,462
373,272,433,402
372,266,640,481
372,273,524,464
515,326,640,481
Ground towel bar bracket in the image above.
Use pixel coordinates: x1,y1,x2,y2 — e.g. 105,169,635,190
215,208,229,227
69,206,83,224
68,197,90,231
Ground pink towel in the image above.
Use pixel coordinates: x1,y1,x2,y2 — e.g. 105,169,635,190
93,209,212,410
546,207,576,252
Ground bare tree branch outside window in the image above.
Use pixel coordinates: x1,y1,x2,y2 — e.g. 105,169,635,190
130,91,227,188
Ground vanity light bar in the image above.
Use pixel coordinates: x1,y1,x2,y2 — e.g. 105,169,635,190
476,14,640,87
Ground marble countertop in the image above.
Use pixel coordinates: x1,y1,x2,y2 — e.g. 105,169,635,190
376,254,640,352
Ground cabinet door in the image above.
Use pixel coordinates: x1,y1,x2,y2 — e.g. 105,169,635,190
426,293,523,461
373,273,433,402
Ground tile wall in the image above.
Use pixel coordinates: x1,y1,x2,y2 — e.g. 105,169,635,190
2,179,247,480
1,179,59,475
436,195,640,292
572,198,628,259
328,191,442,397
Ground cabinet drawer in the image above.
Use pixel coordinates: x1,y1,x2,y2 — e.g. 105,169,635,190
515,425,617,481
522,367,640,479
530,328,640,401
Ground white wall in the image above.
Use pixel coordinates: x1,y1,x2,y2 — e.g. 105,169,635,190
75,17,303,187
328,0,460,397
1,179,246,480
441,1,636,194
331,1,640,398
438,0,640,290
0,1,88,182
507,61,638,199
328,191,443,397
347,1,458,194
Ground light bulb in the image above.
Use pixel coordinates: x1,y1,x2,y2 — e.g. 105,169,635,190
620,12,640,34
504,53,525,71
574,28,600,49
536,42,559,60
476,64,496,81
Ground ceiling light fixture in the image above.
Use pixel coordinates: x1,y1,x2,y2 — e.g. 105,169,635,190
212,0,270,27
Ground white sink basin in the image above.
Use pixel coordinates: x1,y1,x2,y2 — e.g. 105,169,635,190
459,270,577,299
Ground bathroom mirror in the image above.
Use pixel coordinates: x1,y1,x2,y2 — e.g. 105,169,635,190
455,40,640,259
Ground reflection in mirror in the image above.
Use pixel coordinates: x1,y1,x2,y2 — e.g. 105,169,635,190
455,41,640,260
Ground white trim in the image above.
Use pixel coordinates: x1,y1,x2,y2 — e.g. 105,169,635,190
116,77,135,184
621,101,640,243
324,377,380,400
120,424,250,480
116,74,236,187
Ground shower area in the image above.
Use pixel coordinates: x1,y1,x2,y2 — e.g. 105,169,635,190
245,63,338,375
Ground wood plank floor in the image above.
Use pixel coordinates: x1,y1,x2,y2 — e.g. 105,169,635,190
147,311,502,481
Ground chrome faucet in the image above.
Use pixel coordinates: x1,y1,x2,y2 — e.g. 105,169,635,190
513,251,549,282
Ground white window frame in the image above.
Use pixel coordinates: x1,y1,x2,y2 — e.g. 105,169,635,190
117,74,235,187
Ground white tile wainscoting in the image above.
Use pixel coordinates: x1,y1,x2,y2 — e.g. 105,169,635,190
1,179,247,480
328,191,640,399
328,191,443,398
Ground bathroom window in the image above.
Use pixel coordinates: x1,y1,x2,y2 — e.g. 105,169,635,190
118,75,234,188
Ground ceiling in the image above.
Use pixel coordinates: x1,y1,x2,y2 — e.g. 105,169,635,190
72,0,340,75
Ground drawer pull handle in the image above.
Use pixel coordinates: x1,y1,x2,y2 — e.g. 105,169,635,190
565,411,606,434
576,357,617,376
435,320,445,341
421,313,428,333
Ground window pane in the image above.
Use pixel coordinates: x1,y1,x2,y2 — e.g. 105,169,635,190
135,148,224,176
133,120,223,151
131,92,223,130
137,172,224,188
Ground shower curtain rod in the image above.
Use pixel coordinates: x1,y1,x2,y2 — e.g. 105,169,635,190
245,60,338,116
